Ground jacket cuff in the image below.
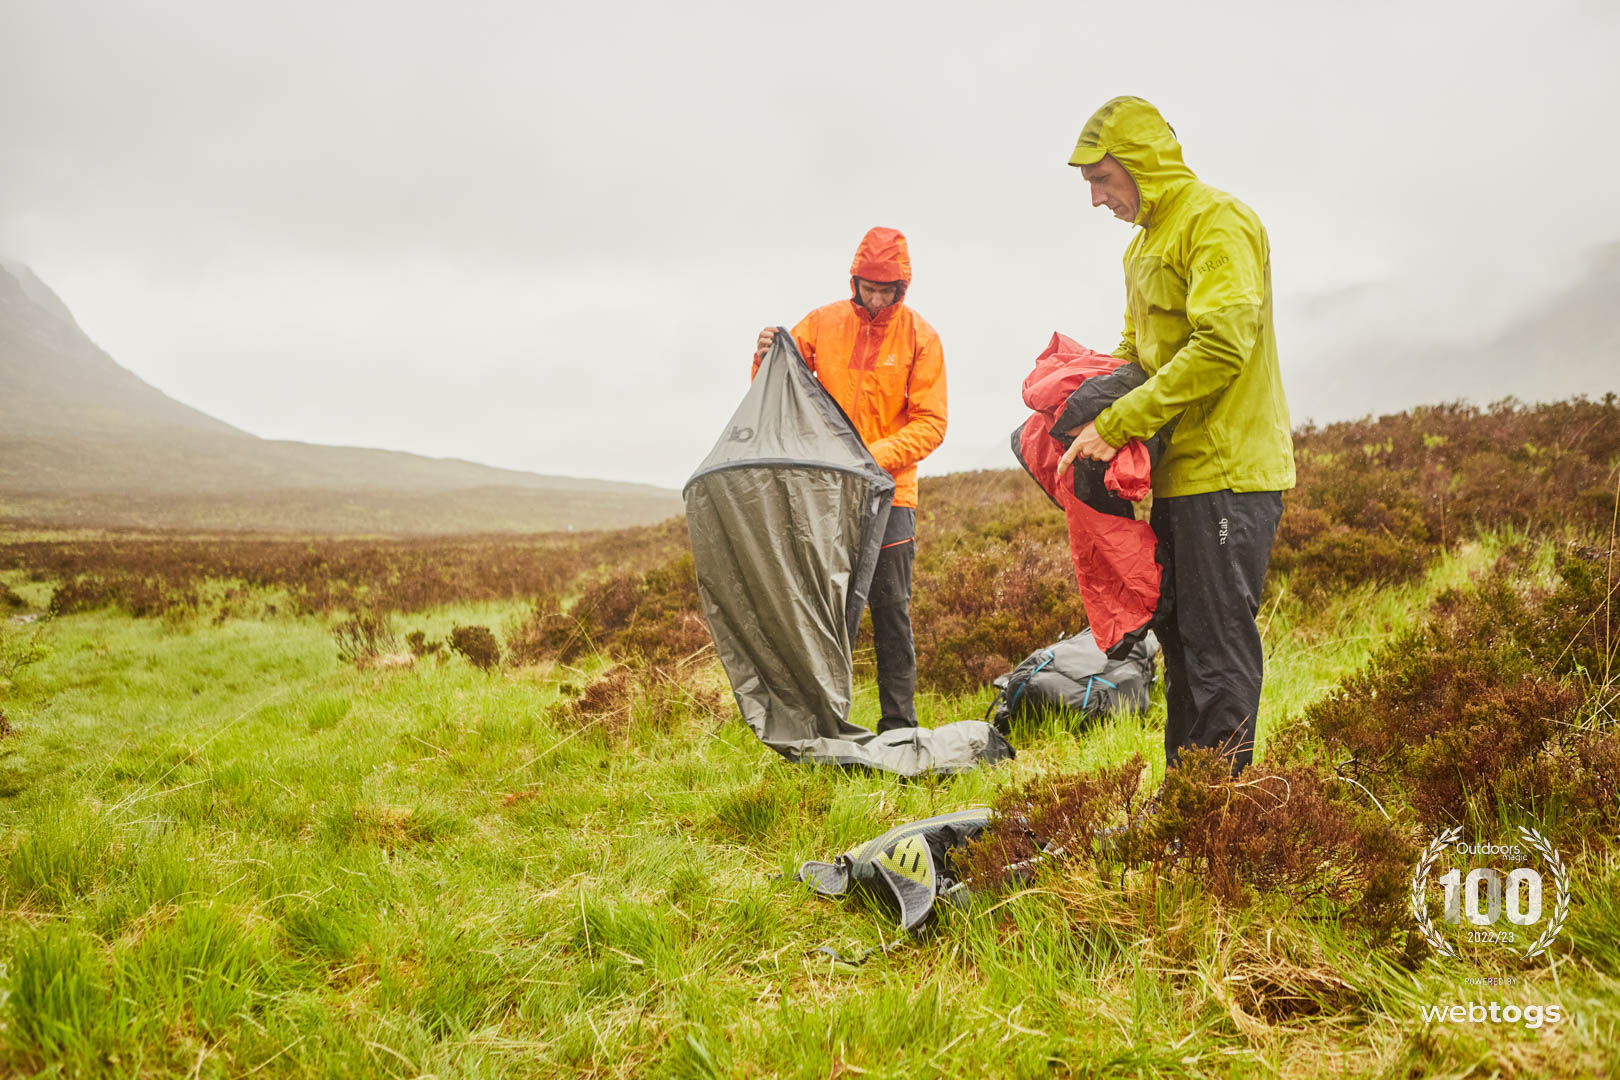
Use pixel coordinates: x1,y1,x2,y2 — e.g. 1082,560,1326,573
1092,407,1128,448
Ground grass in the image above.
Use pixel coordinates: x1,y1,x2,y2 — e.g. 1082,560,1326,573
1,541,1617,1078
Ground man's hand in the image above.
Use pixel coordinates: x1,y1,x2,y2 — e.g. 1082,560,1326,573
755,327,776,357
1055,421,1118,478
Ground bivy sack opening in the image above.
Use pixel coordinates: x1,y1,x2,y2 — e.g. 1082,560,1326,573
684,331,1012,777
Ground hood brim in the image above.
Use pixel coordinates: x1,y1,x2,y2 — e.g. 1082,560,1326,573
1068,144,1107,167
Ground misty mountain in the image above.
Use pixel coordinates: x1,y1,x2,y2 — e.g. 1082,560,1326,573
1283,242,1620,424
0,257,244,442
0,259,682,531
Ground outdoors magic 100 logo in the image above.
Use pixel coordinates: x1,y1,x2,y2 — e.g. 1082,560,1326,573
1410,825,1571,960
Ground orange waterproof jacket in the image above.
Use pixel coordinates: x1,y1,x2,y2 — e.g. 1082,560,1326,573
752,228,947,508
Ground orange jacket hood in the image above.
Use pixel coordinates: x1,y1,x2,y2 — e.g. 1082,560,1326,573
749,226,944,508
848,227,911,285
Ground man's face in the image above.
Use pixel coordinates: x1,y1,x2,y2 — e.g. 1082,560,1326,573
854,278,902,315
1080,155,1140,222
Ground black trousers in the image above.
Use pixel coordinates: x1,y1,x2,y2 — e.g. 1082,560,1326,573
1150,489,1283,773
870,507,917,733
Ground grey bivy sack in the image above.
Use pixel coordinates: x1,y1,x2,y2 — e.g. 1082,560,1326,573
683,332,1013,777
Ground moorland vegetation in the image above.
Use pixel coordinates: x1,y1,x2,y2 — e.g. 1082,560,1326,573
0,396,1616,1077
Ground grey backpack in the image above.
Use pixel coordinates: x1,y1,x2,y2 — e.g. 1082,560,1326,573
988,628,1159,732
796,808,993,933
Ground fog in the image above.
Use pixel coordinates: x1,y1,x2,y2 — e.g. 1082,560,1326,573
4,0,1617,487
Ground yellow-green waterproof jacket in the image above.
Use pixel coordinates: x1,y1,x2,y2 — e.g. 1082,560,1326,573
1071,97,1295,497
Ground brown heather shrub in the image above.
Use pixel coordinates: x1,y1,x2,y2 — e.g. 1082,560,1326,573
1573,733,1620,816
1278,525,1430,596
1273,395,1619,597
967,749,1413,935
916,469,1068,545
45,576,109,616
5,519,690,619
1535,546,1620,690
1152,750,1413,929
503,593,572,666
0,622,46,684
1303,553,1620,842
1299,397,1619,532
448,624,502,671
1269,458,1434,596
404,630,441,658
909,539,1089,693
558,666,640,739
48,575,194,618
507,553,709,665
965,753,1152,881
0,583,26,610
331,611,399,667
1300,460,1432,542
1272,504,1331,552
553,663,724,741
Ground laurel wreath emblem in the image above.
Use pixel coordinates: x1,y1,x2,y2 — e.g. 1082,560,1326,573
1518,825,1571,960
1409,824,1570,961
1410,825,1463,958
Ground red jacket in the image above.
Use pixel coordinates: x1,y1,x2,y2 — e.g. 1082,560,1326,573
1016,333,1160,657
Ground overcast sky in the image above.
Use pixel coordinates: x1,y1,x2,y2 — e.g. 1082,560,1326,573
4,0,1618,489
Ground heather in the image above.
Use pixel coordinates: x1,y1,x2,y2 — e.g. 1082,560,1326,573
9,397,1616,691
3,519,689,619
1295,547,1620,841
1274,396,1619,596
1,397,1617,1077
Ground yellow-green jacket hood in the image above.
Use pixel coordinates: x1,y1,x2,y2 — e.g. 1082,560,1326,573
1069,96,1195,227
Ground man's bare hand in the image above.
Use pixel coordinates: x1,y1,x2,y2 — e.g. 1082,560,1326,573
1055,421,1118,478
755,327,776,357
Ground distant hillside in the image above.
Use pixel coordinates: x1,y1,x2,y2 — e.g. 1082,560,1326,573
1284,242,1620,423
0,257,243,442
0,259,682,532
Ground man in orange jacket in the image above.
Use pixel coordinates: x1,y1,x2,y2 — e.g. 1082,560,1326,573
754,226,948,733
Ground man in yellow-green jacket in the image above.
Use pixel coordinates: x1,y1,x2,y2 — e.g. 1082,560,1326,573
1058,95,1295,773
